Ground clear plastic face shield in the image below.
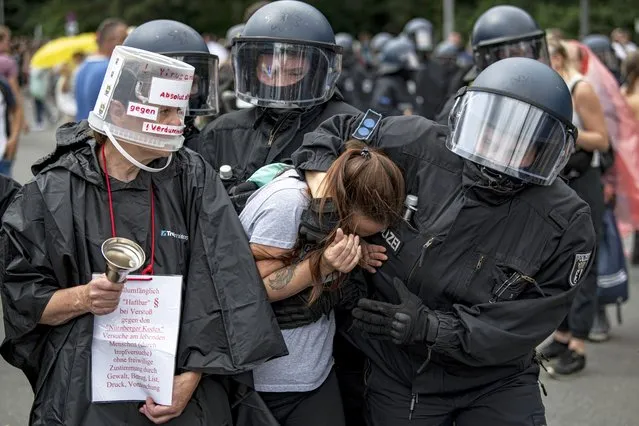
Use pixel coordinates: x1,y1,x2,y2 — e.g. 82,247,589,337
165,52,220,116
232,39,342,108
412,28,433,52
474,33,550,71
88,46,194,172
446,90,577,186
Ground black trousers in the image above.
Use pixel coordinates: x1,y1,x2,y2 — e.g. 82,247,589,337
259,369,346,426
559,166,605,339
364,363,547,426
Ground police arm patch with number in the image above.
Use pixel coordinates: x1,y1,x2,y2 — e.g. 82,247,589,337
569,252,592,287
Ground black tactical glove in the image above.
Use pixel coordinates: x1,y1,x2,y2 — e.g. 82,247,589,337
352,278,437,345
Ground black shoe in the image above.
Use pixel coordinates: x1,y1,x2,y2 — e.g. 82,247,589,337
553,349,586,375
538,339,569,359
589,309,611,342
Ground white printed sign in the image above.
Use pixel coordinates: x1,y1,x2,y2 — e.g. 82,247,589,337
142,122,184,136
92,274,183,405
148,77,192,108
127,102,158,120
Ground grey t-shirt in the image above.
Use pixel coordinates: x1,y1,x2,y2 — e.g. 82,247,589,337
239,169,335,392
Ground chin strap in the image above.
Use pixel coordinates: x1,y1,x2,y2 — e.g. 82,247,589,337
103,125,172,173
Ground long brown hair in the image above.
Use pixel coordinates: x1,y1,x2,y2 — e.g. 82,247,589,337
304,140,405,303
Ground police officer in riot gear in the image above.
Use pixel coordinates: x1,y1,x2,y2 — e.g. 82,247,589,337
436,5,550,123
122,20,219,145
403,18,450,119
583,34,623,84
368,32,393,68
370,36,420,116
193,0,359,211
335,32,371,111
292,57,595,425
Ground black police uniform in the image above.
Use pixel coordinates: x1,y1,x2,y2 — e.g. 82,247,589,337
292,56,597,426
372,37,419,117
293,110,595,425
194,94,359,190
370,74,415,117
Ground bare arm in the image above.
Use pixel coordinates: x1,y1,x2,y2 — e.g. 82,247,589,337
39,286,89,326
6,76,24,135
39,276,125,325
574,82,609,152
4,103,21,159
251,243,331,301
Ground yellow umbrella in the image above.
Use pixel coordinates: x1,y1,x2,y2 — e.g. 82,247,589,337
31,33,98,69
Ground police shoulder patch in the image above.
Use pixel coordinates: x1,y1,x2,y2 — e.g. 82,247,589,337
569,252,592,287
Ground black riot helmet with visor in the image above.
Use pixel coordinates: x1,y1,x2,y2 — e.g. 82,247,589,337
403,18,434,53
471,6,549,72
378,36,420,75
231,0,342,109
123,19,219,116
447,57,577,186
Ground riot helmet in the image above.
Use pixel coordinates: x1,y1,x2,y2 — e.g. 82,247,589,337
231,0,342,109
370,32,393,65
336,33,356,68
225,24,245,49
582,34,620,73
447,57,577,186
434,41,459,66
403,18,434,53
378,36,420,75
123,20,219,117
471,6,549,72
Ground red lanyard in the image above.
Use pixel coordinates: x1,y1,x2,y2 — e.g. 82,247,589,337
101,144,155,275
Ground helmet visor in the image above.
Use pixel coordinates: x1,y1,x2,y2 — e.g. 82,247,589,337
413,28,433,52
167,52,219,116
446,90,576,185
475,35,550,71
232,40,342,108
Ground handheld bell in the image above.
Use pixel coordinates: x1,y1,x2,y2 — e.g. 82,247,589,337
101,237,146,283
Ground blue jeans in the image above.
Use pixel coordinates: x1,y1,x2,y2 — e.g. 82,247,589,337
0,159,13,177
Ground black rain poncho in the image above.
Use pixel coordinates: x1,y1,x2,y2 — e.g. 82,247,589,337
0,121,287,425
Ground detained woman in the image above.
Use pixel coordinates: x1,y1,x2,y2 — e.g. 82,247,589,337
239,142,405,426
0,46,286,425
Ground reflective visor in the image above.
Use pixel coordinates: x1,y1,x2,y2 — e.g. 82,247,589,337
475,35,550,71
168,53,219,116
232,40,341,108
446,90,576,185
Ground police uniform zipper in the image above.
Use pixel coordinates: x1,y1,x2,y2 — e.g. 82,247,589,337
409,392,419,420
268,114,291,146
407,237,436,284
